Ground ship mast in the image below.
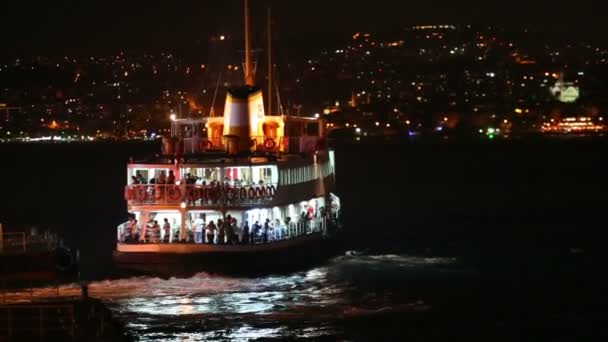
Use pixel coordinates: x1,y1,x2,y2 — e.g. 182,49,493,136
267,7,272,115
244,0,255,87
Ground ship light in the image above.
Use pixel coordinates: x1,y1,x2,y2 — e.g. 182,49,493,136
180,202,187,209
170,114,177,121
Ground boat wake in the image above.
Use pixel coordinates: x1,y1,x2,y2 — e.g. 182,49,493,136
2,252,471,340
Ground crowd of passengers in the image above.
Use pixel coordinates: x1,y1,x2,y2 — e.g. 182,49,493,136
130,171,176,185
121,211,330,245
130,171,268,187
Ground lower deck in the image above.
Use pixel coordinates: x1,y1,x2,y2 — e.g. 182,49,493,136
113,232,340,276
116,231,325,254
118,193,341,246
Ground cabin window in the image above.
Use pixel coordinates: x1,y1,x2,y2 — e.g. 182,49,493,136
128,168,172,184
180,167,222,184
128,169,150,184
306,123,319,136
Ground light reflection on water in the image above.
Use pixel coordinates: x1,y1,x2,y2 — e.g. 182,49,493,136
2,253,465,340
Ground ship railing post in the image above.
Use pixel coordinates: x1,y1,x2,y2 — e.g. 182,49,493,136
39,307,44,341
69,305,75,338
7,307,12,340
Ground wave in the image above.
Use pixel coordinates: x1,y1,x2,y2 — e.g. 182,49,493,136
337,251,460,268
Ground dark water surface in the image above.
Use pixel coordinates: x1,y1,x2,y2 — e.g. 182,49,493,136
1,139,607,340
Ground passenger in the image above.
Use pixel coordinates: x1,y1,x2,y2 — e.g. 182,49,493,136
194,213,205,244
151,220,161,243
167,170,176,184
163,218,171,243
285,217,292,238
126,219,136,242
224,215,232,244
225,217,236,245
241,221,250,245
201,181,208,204
267,223,275,242
275,219,282,240
131,176,140,185
252,221,261,244
262,219,270,243
217,219,225,245
227,221,236,245
158,171,167,184
136,172,147,184
205,221,216,244
140,220,149,243
299,211,308,233
230,217,239,244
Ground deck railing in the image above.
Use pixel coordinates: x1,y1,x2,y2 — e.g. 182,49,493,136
124,183,278,207
118,216,330,244
0,304,76,340
164,136,326,155
0,233,60,255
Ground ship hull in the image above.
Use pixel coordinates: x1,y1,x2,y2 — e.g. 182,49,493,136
112,233,340,277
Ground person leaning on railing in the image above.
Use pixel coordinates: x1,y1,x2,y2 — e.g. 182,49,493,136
136,172,147,184
205,221,216,244
241,221,250,245
163,218,171,243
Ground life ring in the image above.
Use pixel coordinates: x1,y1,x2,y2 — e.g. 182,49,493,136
226,187,235,201
204,187,216,201
200,140,213,150
124,187,135,201
255,187,264,199
135,187,147,202
267,185,276,197
186,187,200,201
248,187,256,199
53,247,75,273
154,186,163,201
240,188,247,201
264,138,276,150
208,187,220,202
167,186,182,201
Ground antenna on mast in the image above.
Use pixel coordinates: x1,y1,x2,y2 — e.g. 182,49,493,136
244,0,255,86
209,72,222,117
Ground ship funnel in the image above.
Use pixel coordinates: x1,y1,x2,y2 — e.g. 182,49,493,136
223,86,265,154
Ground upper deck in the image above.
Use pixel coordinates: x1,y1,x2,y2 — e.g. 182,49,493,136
124,150,336,210
164,115,327,156
125,90,337,211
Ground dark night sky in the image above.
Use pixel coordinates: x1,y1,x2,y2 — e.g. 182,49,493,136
1,0,605,56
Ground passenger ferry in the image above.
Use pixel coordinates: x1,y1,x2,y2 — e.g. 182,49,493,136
113,1,341,275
